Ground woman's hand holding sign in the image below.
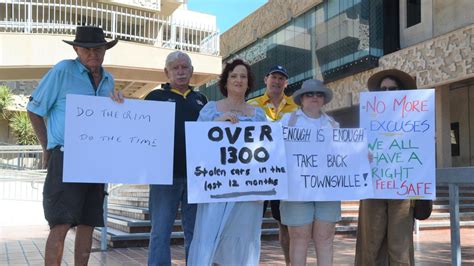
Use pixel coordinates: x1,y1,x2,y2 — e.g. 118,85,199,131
215,112,239,124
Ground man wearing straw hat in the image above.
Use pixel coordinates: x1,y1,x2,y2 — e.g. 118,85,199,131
27,26,118,265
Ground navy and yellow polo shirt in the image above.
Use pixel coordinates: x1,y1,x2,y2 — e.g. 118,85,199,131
145,83,207,180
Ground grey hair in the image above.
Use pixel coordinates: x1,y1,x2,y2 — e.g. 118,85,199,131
165,51,192,69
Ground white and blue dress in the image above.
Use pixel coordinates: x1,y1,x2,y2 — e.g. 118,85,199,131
188,101,267,266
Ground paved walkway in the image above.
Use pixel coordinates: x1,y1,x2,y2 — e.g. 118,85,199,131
1,200,473,265
1,225,473,265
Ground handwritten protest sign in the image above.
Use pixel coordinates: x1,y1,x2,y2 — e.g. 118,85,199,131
284,127,373,201
63,94,175,184
185,122,288,203
360,89,435,199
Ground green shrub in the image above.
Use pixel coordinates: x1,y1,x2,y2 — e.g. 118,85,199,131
0,85,12,118
9,111,38,145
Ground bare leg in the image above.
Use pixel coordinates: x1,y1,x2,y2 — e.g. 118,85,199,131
313,220,336,266
45,224,70,266
74,225,94,266
288,223,312,266
278,222,291,265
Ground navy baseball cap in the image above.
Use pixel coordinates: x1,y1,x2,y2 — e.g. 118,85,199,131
266,65,289,79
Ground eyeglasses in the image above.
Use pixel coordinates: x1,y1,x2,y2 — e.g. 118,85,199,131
303,92,325,98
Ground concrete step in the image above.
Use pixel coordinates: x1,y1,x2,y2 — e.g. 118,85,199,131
110,187,150,198
433,197,474,205
433,203,474,212
106,214,151,233
98,185,474,248
108,197,149,208
95,225,293,248
418,212,474,221
418,220,474,230
108,204,149,220
105,212,281,234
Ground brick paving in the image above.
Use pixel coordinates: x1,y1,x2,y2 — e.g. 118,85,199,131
1,225,473,265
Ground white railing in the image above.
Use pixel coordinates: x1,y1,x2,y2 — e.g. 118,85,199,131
0,0,219,55
0,144,43,170
0,168,46,201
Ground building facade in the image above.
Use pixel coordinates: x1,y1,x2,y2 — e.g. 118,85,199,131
199,0,474,168
0,0,222,143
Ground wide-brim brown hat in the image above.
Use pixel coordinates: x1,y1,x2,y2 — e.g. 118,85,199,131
367,69,417,91
293,79,333,106
63,26,118,49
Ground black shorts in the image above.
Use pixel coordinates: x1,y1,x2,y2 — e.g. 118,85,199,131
263,200,282,222
43,146,105,228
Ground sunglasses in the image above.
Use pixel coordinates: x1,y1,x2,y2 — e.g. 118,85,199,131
376,86,399,91
303,92,325,98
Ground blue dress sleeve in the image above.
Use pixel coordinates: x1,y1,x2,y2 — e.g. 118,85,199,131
197,101,218,122
254,107,267,122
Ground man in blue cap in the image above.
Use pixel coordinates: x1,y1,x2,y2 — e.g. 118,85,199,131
248,65,297,265
27,26,117,265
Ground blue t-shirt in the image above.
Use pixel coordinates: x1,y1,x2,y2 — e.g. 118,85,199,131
27,58,115,149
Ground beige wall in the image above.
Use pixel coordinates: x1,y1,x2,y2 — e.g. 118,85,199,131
450,85,472,167
0,118,14,144
470,85,474,166
400,0,433,48
0,33,221,88
435,85,452,167
400,0,474,48
433,0,474,37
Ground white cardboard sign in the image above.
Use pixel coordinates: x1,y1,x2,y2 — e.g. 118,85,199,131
284,127,374,201
360,89,436,199
185,122,288,203
63,94,175,184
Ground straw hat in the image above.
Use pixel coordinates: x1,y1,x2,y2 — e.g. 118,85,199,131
367,69,417,91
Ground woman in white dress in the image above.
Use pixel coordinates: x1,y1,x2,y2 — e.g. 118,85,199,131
188,59,266,266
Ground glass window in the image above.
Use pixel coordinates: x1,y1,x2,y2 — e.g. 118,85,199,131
198,0,385,99
406,0,421,27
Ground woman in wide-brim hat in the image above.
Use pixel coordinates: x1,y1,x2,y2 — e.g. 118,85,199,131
366,68,417,91
355,68,417,266
279,79,340,266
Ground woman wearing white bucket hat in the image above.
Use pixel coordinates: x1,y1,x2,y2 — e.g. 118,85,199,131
279,79,340,266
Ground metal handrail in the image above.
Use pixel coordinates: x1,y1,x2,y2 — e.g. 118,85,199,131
436,167,474,266
0,0,220,55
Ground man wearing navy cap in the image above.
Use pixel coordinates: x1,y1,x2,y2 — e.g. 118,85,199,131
248,65,297,265
249,65,297,121
27,26,117,265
